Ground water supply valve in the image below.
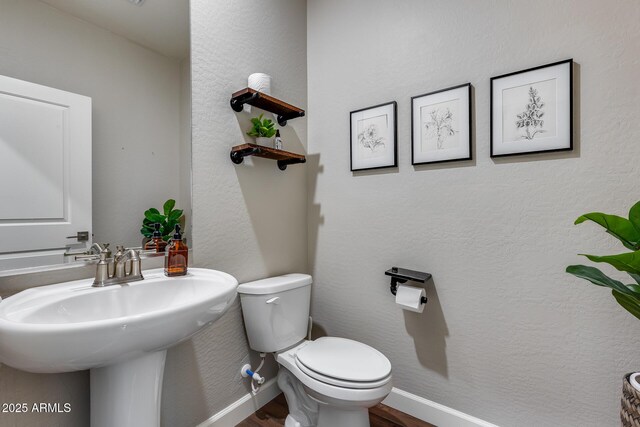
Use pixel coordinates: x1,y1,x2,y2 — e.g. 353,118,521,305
241,363,265,385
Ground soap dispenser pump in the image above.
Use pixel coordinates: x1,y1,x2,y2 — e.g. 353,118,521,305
164,224,188,277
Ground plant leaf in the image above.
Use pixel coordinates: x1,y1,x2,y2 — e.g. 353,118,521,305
144,211,164,223
580,251,640,276
169,209,183,221
140,227,153,238
566,264,633,295
165,219,178,232
612,289,640,321
629,201,640,233
627,284,640,296
163,199,176,216
575,212,640,250
628,272,640,285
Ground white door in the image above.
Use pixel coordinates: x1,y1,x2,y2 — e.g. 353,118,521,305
0,75,91,259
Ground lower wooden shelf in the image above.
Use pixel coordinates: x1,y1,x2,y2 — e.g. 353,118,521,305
230,143,306,171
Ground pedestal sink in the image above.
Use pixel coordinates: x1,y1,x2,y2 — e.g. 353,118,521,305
0,268,238,427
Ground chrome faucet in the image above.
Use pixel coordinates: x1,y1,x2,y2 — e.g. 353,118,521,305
93,246,143,287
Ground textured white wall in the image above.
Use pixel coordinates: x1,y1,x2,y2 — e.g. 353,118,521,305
307,1,640,426
161,0,308,426
0,0,184,250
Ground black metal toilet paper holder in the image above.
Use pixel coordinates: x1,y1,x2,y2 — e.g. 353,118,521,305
385,267,431,305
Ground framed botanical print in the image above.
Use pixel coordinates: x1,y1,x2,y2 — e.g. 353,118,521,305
350,101,397,171
491,59,573,157
411,83,472,165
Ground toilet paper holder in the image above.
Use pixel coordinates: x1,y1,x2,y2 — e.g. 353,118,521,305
385,267,431,304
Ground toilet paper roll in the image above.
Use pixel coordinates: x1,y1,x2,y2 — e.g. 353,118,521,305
395,284,426,313
245,73,271,113
248,73,271,94
630,373,640,392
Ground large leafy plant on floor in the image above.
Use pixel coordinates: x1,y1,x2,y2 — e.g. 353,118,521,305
140,199,184,242
566,201,640,320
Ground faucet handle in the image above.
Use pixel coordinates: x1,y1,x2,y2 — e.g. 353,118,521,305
113,245,126,262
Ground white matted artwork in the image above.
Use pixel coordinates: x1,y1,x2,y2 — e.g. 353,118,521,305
411,83,472,165
350,101,397,171
491,59,573,157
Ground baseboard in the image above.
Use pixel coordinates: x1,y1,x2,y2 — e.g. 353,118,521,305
195,378,281,427
383,387,499,427
195,380,498,427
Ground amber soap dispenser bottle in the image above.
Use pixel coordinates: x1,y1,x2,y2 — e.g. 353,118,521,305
164,224,188,277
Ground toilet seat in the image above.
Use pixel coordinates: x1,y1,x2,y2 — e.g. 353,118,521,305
294,337,392,389
295,358,391,389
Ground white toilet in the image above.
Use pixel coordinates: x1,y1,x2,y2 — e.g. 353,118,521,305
238,274,392,427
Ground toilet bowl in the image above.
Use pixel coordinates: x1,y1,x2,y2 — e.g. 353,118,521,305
237,274,393,427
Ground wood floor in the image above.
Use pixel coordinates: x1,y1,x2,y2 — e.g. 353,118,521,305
236,393,436,427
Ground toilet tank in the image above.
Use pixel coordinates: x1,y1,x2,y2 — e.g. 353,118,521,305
237,274,312,353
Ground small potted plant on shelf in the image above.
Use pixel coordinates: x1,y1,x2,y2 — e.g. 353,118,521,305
247,113,277,146
566,200,640,426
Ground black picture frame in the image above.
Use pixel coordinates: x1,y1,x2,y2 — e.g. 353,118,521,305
350,101,397,171
490,59,573,158
411,83,472,165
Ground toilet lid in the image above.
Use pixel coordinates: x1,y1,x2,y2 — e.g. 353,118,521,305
295,337,391,383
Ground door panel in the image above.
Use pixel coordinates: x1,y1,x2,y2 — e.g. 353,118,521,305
0,75,91,255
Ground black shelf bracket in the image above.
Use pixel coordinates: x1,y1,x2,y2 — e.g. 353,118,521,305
230,146,260,164
277,111,306,127
230,91,260,113
277,157,307,171
385,267,431,305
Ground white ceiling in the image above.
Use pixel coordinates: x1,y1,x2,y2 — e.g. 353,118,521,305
39,0,190,60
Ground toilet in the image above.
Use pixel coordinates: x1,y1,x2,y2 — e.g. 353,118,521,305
238,274,392,427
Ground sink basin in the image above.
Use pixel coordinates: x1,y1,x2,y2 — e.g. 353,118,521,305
0,267,238,427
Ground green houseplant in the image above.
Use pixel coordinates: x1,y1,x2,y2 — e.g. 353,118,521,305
567,201,640,425
140,199,184,242
566,200,640,320
246,113,277,145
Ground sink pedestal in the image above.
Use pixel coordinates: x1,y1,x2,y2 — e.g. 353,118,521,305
91,351,167,427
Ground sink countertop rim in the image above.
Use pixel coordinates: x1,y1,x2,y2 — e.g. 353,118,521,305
0,267,238,330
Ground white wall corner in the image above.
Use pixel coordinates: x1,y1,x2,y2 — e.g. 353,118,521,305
195,378,281,427
383,387,500,427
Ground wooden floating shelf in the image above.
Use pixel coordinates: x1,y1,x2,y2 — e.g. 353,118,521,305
230,88,305,126
230,143,306,171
